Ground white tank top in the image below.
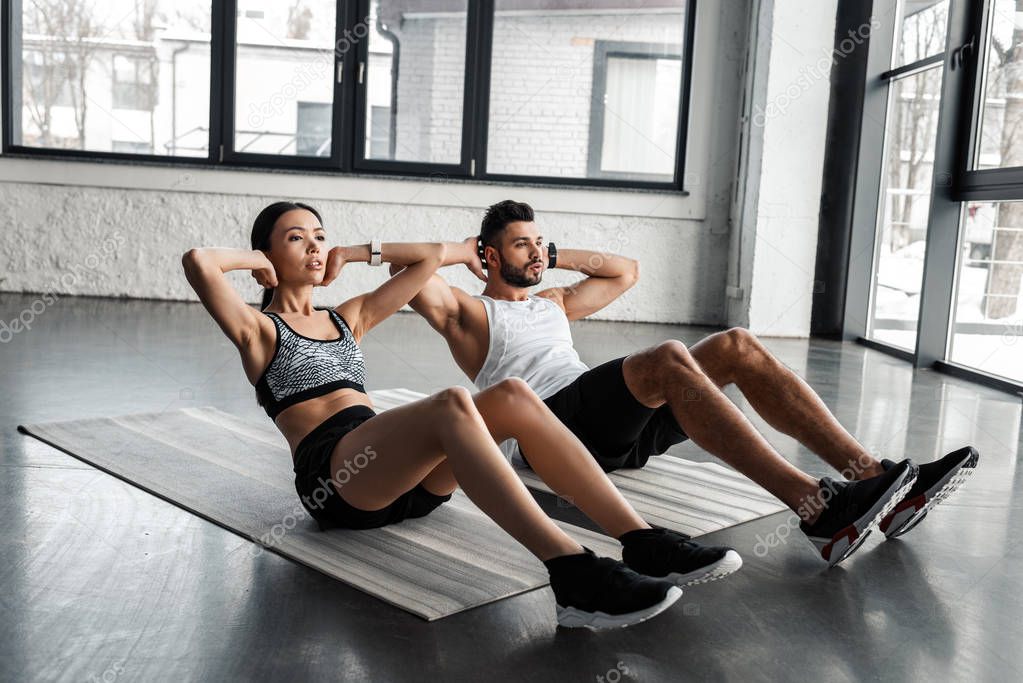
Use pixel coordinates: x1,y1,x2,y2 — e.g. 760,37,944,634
473,294,590,465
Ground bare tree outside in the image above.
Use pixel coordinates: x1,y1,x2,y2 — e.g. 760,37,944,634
885,4,947,252
22,0,105,148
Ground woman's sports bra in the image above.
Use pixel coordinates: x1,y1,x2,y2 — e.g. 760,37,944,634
254,307,367,419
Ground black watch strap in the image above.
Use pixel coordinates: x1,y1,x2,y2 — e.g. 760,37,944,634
548,242,557,269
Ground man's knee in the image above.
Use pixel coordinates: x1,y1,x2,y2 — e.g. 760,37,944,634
724,326,758,353
654,339,700,373
491,377,536,402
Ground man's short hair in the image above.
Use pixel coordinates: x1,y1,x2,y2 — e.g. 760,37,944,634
480,200,535,250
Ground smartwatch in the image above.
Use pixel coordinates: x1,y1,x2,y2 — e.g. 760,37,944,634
547,242,557,269
477,236,487,270
370,239,382,266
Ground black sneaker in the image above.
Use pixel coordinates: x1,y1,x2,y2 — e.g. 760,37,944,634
544,547,683,629
878,446,979,539
619,527,742,586
799,459,918,567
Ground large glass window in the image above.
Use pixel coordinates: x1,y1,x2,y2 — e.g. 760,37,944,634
869,67,945,350
14,0,211,157
972,0,1023,172
3,1,696,189
950,201,1023,382
360,0,468,164
234,0,337,157
486,0,687,182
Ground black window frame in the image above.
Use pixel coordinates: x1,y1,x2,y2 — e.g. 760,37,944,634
1,0,697,193
954,0,1023,200
220,0,348,170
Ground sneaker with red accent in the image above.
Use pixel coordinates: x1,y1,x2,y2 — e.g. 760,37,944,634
878,446,979,539
799,459,918,567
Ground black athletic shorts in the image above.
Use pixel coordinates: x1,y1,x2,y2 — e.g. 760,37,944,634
293,404,452,531
520,356,689,473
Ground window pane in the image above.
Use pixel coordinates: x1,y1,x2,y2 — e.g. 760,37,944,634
971,0,1023,171
949,201,1023,383
894,0,949,67
362,0,468,164
15,1,211,156
868,67,944,350
487,1,686,181
235,1,336,157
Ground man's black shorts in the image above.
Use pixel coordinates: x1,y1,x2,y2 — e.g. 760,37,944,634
519,356,689,473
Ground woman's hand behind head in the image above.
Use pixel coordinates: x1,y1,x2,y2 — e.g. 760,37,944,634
320,246,348,288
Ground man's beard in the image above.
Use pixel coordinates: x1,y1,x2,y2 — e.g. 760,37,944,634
500,259,542,287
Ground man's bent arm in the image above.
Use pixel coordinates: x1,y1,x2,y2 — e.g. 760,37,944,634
538,248,639,321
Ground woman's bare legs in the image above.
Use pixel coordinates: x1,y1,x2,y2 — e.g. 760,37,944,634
470,378,650,539
328,386,583,561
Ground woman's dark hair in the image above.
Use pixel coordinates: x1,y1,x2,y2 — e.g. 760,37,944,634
250,200,323,311
480,199,534,252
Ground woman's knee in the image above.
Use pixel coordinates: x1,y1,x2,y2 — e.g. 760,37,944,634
431,386,478,417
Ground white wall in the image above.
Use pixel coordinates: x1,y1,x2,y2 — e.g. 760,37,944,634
727,0,840,336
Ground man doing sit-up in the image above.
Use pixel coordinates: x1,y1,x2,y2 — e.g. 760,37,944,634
393,200,979,567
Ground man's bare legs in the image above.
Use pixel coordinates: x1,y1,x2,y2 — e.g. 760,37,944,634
621,341,824,519
688,328,883,480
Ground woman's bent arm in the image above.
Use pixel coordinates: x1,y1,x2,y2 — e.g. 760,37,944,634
181,248,270,348
336,242,450,340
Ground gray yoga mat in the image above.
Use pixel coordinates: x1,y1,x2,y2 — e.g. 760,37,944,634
370,388,787,536
17,406,621,621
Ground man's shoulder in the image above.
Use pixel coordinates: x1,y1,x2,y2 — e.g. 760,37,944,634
533,288,568,313
449,287,488,331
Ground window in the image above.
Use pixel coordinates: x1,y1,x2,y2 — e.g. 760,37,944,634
10,0,212,157
369,105,392,158
588,42,683,181
233,0,337,158
866,1,949,350
846,0,1023,393
486,0,689,183
949,201,1023,383
971,0,1023,172
2,0,696,189
894,0,950,66
112,54,156,111
868,67,944,350
358,0,468,165
296,101,332,156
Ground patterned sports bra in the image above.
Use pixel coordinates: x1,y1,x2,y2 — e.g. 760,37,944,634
255,307,367,420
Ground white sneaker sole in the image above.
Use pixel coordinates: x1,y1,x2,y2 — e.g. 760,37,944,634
806,465,918,568
880,448,979,539
555,586,683,630
663,550,743,586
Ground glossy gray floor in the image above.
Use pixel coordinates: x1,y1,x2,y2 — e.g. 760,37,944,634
2,293,1021,682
